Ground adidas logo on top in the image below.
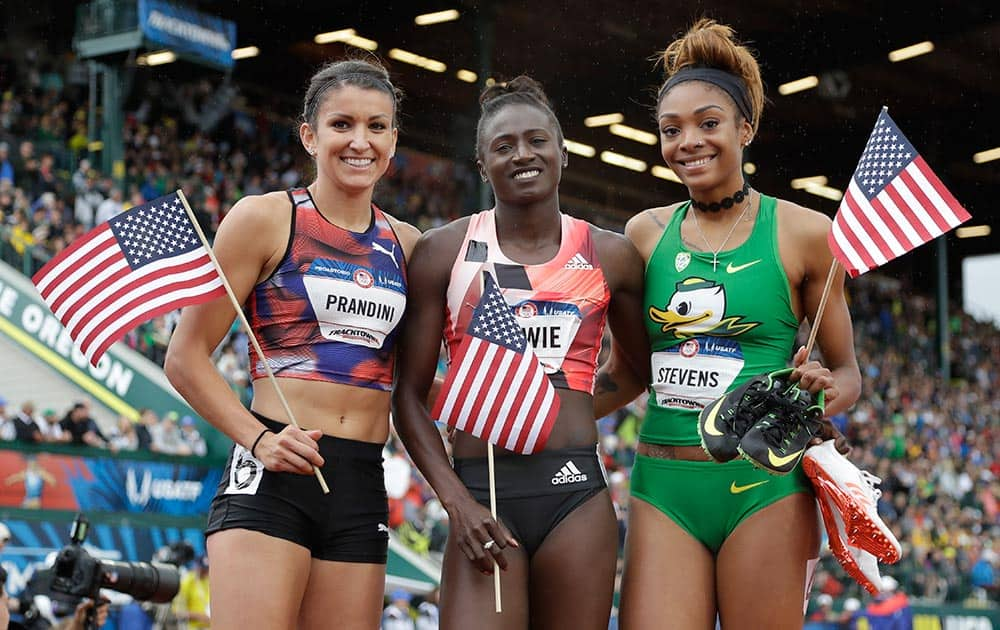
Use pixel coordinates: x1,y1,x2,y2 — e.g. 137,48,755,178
563,253,593,270
551,460,589,485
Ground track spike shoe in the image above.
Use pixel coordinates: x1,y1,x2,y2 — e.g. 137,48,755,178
803,440,901,564
738,384,824,475
698,368,794,462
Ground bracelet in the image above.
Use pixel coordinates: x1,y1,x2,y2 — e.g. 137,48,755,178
249,428,273,458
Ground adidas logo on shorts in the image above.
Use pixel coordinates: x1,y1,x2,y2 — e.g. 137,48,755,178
551,460,588,485
563,253,593,270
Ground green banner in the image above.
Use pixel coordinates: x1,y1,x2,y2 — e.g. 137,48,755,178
0,261,229,457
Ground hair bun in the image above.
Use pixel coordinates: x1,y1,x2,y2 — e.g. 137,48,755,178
479,75,552,110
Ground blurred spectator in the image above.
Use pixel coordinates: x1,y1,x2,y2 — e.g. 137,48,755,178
37,407,68,442
93,186,123,224
174,555,210,629
0,396,16,440
807,593,834,623
134,408,160,452
415,589,439,630
838,597,862,627
179,415,207,457
12,140,37,193
59,402,108,448
11,400,43,443
0,142,13,186
155,411,192,456
108,414,139,452
381,590,415,630
970,548,997,596
72,166,102,230
857,576,912,629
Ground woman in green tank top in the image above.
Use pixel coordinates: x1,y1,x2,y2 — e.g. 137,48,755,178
597,19,863,630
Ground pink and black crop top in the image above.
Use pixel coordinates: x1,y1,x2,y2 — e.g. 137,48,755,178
246,188,407,391
444,209,610,393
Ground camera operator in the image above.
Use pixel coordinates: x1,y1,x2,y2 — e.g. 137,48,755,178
53,599,109,630
5,564,108,630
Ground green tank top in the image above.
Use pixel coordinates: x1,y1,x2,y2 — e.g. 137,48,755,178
640,195,799,445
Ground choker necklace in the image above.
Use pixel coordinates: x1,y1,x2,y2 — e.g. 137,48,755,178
691,181,750,213
690,191,754,272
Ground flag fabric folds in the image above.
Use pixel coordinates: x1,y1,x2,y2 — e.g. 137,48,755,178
828,109,971,277
32,191,225,366
432,271,560,455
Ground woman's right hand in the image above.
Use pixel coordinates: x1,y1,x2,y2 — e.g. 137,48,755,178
253,425,325,474
446,495,519,574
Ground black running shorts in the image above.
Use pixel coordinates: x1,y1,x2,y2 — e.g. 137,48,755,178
206,413,389,564
453,445,608,556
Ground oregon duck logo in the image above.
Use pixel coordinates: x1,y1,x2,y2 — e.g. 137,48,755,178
649,277,760,339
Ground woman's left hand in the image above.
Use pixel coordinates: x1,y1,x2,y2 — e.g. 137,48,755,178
791,346,851,455
790,345,839,404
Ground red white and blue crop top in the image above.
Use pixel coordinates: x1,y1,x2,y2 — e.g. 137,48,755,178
246,188,407,391
444,209,610,393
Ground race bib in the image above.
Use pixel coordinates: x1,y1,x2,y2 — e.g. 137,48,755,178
650,336,745,410
511,299,582,373
303,259,406,349
225,444,264,495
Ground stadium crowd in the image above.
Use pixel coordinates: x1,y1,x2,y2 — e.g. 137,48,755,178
0,46,997,628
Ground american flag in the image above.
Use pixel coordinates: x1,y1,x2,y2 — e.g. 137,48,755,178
32,192,225,366
432,271,560,455
828,109,971,277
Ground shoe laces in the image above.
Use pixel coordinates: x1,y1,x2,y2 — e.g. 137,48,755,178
858,469,883,501
732,378,786,433
759,390,822,447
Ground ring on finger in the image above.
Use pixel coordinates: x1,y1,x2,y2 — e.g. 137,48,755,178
483,539,496,551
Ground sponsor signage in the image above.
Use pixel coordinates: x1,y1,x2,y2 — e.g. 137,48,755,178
0,450,220,516
139,0,236,70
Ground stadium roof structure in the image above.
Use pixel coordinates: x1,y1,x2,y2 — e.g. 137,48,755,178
20,1,1000,286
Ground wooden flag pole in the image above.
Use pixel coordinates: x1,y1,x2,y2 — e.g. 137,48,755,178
177,190,330,494
803,259,840,360
487,441,502,613
479,267,502,613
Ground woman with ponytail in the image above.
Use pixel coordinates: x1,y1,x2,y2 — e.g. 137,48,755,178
608,19,861,629
392,76,648,629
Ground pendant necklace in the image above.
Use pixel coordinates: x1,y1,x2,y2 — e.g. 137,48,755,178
690,192,754,272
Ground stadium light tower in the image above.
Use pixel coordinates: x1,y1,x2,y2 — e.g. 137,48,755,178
73,0,237,182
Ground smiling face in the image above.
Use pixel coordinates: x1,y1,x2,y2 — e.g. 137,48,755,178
478,103,567,207
657,81,753,198
300,85,397,195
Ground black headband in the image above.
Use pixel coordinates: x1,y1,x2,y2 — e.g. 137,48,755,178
659,67,753,124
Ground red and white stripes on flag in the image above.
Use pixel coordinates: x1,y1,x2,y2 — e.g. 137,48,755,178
828,109,971,277
32,192,225,366
432,271,560,455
